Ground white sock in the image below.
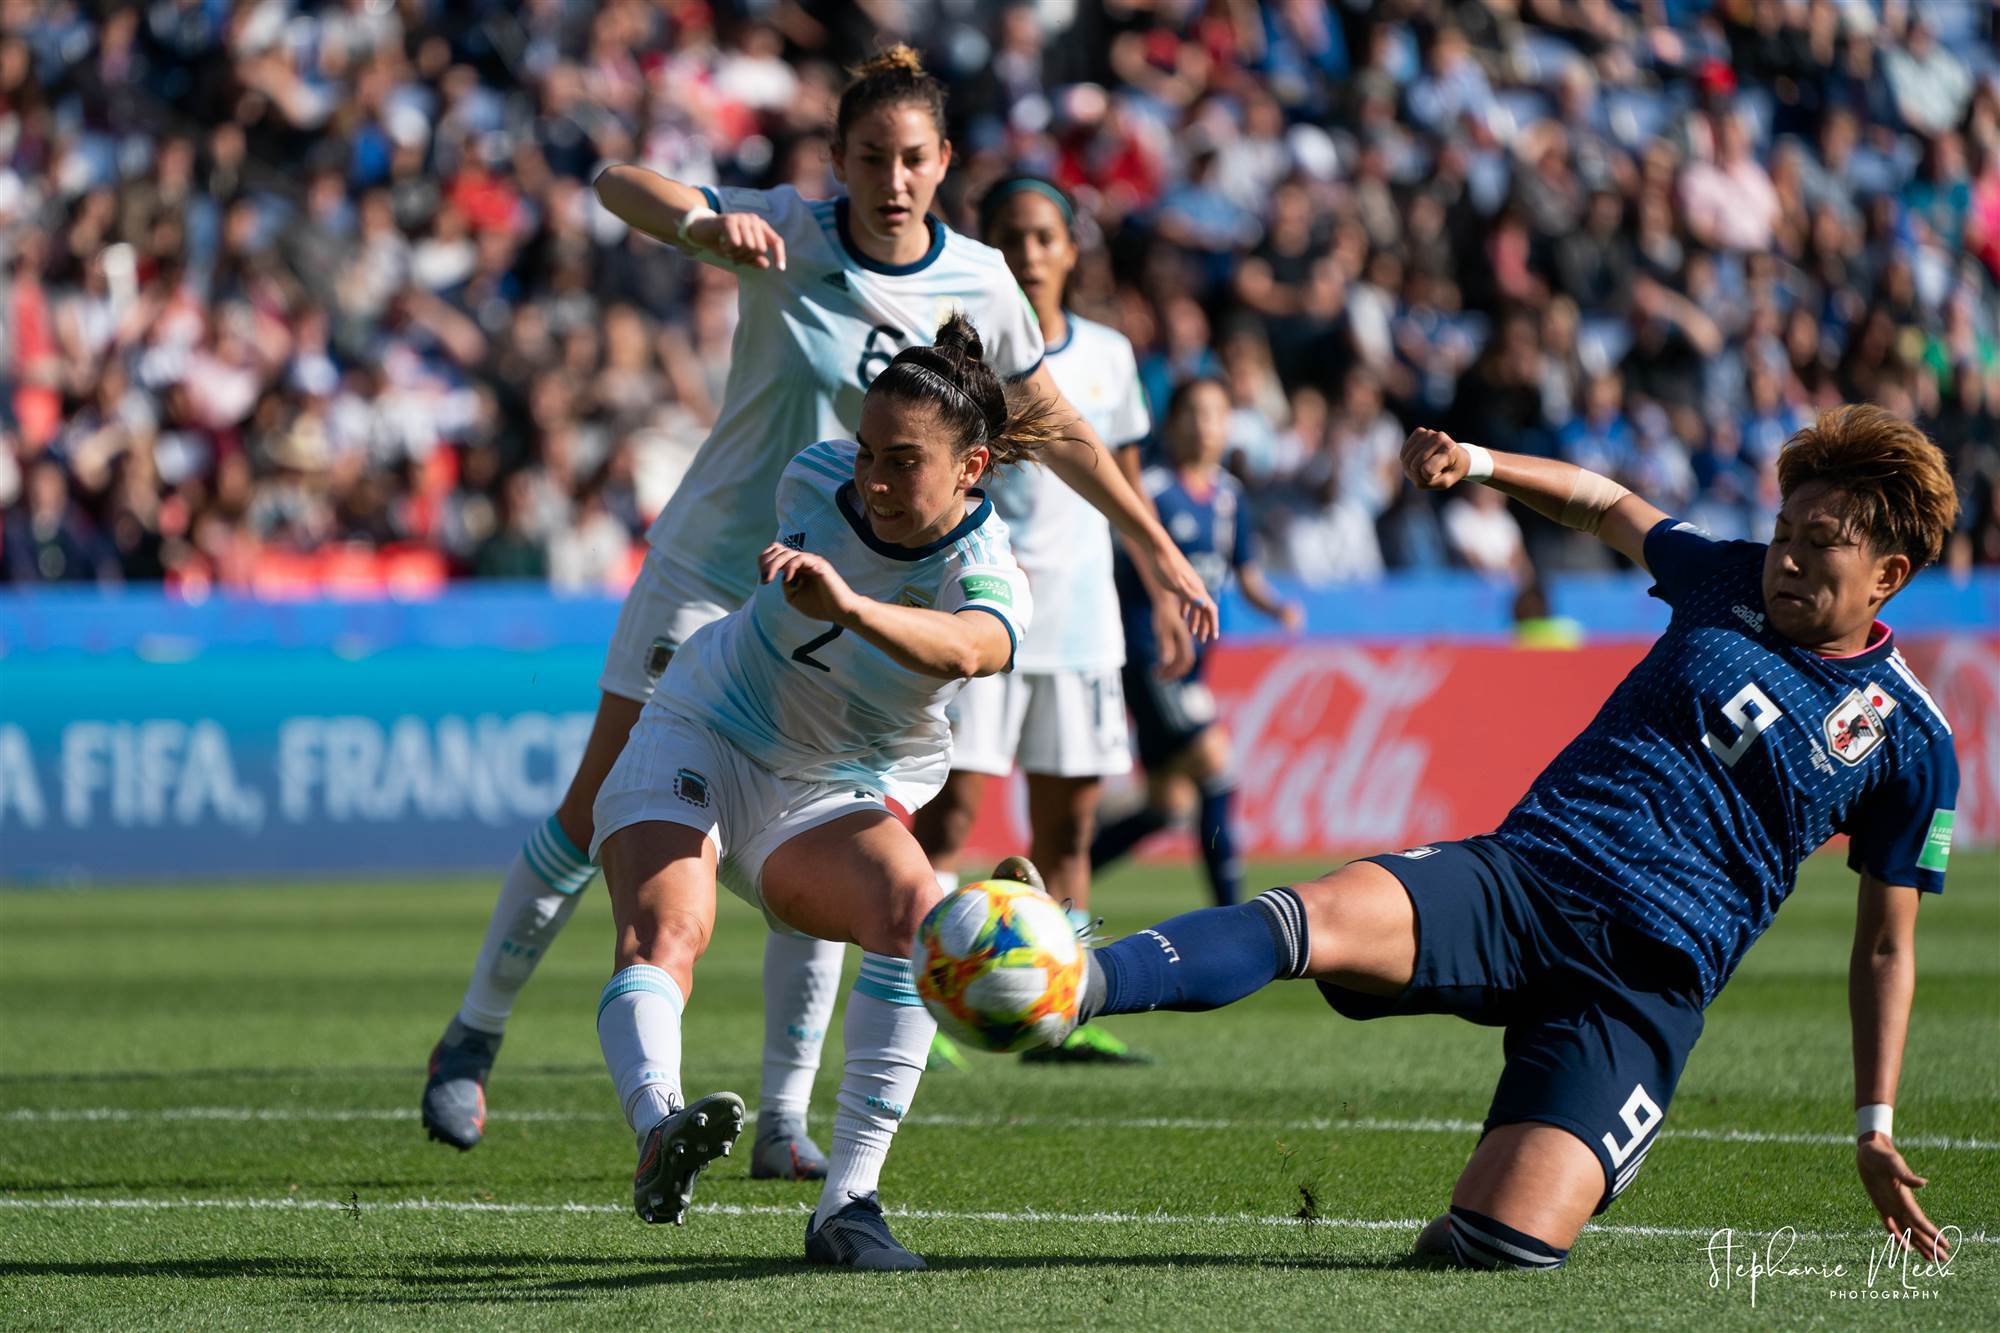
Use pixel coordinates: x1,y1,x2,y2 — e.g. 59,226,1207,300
458,815,595,1034
759,932,845,1129
815,954,934,1227
596,964,685,1145
934,870,959,893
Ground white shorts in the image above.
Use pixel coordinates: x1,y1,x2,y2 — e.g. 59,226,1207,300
598,549,734,703
946,667,1132,779
591,706,890,935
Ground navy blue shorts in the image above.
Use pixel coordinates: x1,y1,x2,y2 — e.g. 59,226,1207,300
1122,662,1217,770
1317,836,1706,1214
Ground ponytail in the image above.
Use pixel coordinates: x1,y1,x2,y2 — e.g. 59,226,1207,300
868,313,1074,470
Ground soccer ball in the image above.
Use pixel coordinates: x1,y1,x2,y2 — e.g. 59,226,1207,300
913,879,1082,1053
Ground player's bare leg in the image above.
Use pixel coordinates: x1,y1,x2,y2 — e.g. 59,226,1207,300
1295,861,1421,995
763,812,940,1269
1414,1123,1599,1269
422,691,643,1150
1025,773,1101,910
597,821,742,1225
912,769,988,892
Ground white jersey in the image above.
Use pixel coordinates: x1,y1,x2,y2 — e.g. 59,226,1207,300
657,439,1032,811
645,185,1044,628
979,313,1149,672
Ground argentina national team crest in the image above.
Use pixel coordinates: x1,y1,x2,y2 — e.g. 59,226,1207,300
673,767,710,808
1823,684,1898,766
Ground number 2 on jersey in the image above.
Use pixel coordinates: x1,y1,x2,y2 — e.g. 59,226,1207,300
792,626,846,672
1702,682,1782,767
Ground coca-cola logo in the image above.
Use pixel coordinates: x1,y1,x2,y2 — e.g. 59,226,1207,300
1221,646,1452,851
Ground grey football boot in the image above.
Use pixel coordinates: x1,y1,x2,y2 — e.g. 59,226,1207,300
632,1091,745,1225
421,1018,502,1150
749,1114,829,1181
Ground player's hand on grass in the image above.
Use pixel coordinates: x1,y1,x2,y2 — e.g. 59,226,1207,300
1856,1132,1951,1259
688,212,787,270
1149,540,1219,645
1402,427,1471,490
760,544,858,624
1150,599,1196,680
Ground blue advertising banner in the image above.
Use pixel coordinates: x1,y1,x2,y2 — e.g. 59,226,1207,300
4,573,1994,883
1,645,601,883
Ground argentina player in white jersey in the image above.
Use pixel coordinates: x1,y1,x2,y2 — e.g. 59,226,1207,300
420,47,1216,1174
1057,405,1961,1270
915,175,1169,1068
589,316,1054,1269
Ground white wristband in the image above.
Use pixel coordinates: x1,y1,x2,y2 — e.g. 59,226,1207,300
1460,442,1494,481
1856,1104,1893,1140
677,205,717,247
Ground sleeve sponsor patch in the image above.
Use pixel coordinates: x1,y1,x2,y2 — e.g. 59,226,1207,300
959,573,1014,606
1917,809,1954,872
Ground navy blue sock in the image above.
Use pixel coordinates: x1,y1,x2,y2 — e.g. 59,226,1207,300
1089,805,1172,872
1084,888,1310,1019
1446,1206,1570,1271
1196,779,1242,906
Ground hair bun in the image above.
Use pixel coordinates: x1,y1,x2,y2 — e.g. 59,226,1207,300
854,43,926,80
933,311,985,367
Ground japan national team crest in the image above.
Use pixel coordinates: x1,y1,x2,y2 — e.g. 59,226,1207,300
1823,683,1898,766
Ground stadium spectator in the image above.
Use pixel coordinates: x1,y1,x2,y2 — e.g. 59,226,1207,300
2,0,1997,594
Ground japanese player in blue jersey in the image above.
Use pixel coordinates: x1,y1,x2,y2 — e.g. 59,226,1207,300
590,315,1068,1270
1091,377,1302,909
420,47,1216,1176
1058,404,1961,1270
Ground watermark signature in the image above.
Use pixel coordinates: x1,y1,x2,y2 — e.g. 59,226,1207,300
1705,1227,1960,1307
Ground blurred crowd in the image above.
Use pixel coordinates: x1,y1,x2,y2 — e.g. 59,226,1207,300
3,0,1998,597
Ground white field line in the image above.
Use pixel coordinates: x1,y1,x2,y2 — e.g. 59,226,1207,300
0,1195,1990,1247
4,1105,1997,1153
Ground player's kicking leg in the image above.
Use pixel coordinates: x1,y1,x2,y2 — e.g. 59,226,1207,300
763,812,946,1271
1072,838,1699,1267
422,690,641,1150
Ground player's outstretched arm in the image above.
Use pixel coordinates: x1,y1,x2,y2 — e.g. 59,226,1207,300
593,165,786,270
1400,428,1667,570
1022,363,1217,647
1849,872,1952,1259
759,544,1010,679
1234,561,1304,633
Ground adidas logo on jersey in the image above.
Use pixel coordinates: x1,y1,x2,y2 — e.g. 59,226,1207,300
821,272,849,293
782,532,807,550
1731,603,1765,632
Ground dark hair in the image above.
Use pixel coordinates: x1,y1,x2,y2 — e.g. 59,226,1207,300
867,313,1072,469
1165,374,1228,425
835,45,947,151
976,174,1075,237
1776,404,1959,570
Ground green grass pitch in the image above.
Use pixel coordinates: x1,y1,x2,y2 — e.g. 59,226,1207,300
3,852,1996,1330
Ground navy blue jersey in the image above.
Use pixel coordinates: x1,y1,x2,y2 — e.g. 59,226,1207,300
1492,519,1959,1003
1116,465,1253,672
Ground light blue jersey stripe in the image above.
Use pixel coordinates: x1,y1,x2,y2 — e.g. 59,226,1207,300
597,965,681,1020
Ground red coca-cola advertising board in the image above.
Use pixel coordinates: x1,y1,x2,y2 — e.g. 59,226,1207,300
957,634,1999,862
